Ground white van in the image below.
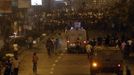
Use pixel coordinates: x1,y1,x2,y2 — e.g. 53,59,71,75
66,27,87,53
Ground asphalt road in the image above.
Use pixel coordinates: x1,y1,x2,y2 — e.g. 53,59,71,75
12,47,134,75
18,41,133,75
1,32,134,75
126,57,134,75
52,54,90,75
50,53,130,75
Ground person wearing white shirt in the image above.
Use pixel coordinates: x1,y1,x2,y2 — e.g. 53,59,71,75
127,39,133,46
86,43,92,59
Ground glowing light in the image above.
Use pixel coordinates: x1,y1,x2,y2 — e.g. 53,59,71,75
92,62,98,67
118,64,121,67
31,0,42,5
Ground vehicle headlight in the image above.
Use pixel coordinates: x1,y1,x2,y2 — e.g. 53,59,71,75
92,62,98,68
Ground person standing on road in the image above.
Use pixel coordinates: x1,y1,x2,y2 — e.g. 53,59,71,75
4,59,12,75
126,66,131,75
46,38,54,57
12,57,19,75
54,38,60,54
32,52,38,75
86,43,93,59
127,39,133,51
54,37,62,54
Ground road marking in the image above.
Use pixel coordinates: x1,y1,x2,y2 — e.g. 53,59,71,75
55,60,58,63
65,48,67,50
53,64,56,66
60,53,64,56
58,56,61,59
49,48,66,75
51,67,54,71
50,71,54,74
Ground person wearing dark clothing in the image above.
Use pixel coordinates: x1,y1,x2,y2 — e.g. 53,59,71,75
4,60,12,75
32,52,38,75
46,38,54,57
75,38,81,53
91,39,96,49
97,37,103,45
105,36,110,46
54,38,60,54
123,43,130,58
12,57,19,75
126,67,131,75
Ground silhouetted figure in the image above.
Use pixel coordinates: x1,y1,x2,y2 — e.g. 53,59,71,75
46,38,54,57
126,67,131,75
4,60,12,75
12,57,19,75
32,52,38,75
86,43,92,59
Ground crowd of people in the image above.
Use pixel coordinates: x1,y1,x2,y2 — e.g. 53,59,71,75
0,56,20,75
85,34,133,75
0,52,39,75
45,33,62,57
86,34,134,58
